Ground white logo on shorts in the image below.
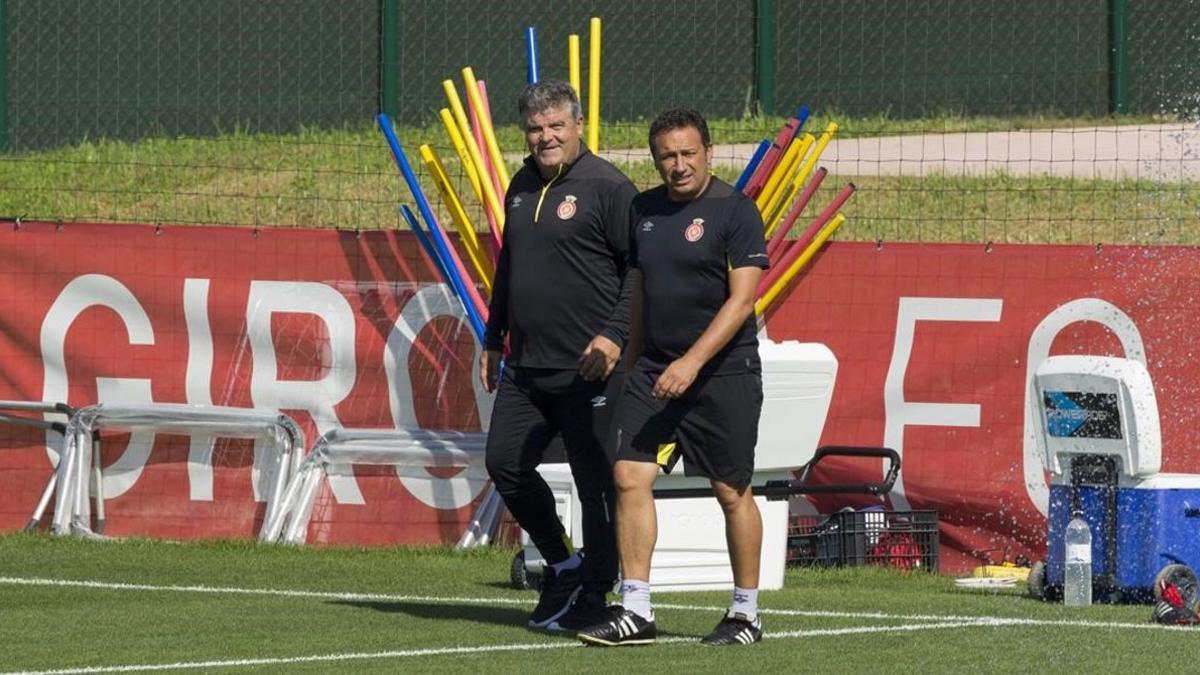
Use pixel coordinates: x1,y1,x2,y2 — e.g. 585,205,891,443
591,395,607,408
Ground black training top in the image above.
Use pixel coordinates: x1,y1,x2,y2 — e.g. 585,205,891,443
484,146,638,369
630,177,769,376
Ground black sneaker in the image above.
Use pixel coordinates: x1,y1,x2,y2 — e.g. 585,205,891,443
527,565,582,629
547,592,616,633
700,610,763,645
576,607,656,646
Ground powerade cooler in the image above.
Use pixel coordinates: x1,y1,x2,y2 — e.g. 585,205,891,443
1031,355,1200,602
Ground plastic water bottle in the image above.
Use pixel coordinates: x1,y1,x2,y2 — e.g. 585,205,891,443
1063,515,1093,606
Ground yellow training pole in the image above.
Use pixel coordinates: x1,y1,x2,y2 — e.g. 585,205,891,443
755,136,804,215
440,107,501,252
766,122,839,235
755,212,846,316
761,133,816,232
443,79,505,230
439,109,484,208
587,17,601,151
420,144,494,294
462,67,511,191
568,35,581,98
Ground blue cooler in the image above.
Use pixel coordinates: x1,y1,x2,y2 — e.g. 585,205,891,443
1033,355,1200,602
1046,473,1200,601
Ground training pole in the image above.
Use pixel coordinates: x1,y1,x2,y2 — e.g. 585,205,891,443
443,80,506,232
765,121,839,235
735,139,771,193
756,213,847,317
587,17,601,151
377,114,485,339
525,26,539,84
439,108,502,254
463,67,511,191
568,34,581,97
420,144,494,293
766,166,828,261
757,182,856,297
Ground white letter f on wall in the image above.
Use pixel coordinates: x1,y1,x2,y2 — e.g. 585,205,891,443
884,297,1003,510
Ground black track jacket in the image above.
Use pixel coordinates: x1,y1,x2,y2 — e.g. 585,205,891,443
484,146,637,369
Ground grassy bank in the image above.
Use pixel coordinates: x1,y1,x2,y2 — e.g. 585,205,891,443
1,114,1194,244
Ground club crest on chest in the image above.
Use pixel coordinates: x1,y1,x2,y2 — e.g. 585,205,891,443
685,218,705,242
557,195,578,220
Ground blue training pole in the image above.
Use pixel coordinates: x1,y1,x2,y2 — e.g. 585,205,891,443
794,105,811,132
376,114,486,341
735,139,771,192
525,27,539,84
400,205,452,286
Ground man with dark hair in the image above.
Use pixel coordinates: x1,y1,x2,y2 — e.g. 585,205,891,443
578,107,769,647
482,79,637,632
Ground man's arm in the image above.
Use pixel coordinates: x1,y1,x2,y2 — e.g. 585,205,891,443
480,232,511,393
579,180,639,381
651,265,761,399
620,270,644,370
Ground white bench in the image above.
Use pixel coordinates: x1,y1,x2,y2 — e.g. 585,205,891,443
262,427,488,544
51,403,305,540
0,400,75,531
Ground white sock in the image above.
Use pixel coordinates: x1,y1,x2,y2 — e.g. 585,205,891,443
620,579,653,620
731,586,758,619
550,552,582,574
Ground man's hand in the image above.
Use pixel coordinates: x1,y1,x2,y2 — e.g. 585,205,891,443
652,355,702,399
480,349,503,393
578,335,621,381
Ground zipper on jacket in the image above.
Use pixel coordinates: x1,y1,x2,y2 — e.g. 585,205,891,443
534,163,565,222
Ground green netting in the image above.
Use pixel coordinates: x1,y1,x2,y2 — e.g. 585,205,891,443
5,0,1198,149
1,1,1197,243
1126,0,1200,117
774,0,1109,118
392,0,755,126
6,0,377,151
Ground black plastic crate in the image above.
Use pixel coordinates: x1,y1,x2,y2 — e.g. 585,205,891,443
787,509,939,572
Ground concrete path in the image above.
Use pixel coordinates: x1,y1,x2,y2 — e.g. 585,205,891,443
598,122,1200,183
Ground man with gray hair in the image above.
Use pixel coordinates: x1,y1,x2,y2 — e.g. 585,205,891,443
481,79,637,632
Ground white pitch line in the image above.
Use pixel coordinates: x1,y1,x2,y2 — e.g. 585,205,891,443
0,642,573,675
1,575,1183,634
1,620,1023,675
768,619,994,638
5,577,978,623
1,575,1189,675
658,601,990,623
0,575,1176,630
0,576,532,607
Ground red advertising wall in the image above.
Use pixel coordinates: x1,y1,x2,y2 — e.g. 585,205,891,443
766,241,1200,571
2,222,1197,572
0,222,483,545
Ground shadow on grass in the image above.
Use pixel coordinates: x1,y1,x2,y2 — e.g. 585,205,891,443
332,600,696,640
479,580,526,591
332,599,528,628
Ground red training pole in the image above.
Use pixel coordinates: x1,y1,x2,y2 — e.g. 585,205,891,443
766,166,828,262
757,182,856,297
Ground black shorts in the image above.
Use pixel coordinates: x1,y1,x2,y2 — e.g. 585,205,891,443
610,366,763,486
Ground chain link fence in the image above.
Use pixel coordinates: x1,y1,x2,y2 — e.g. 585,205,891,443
6,0,377,150
0,0,1197,242
775,0,1109,119
394,0,755,126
